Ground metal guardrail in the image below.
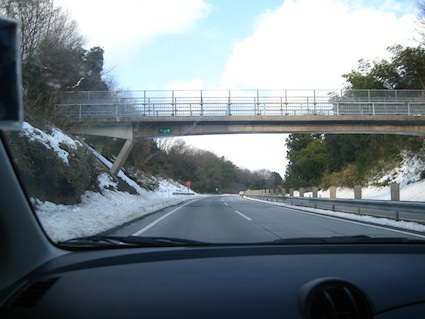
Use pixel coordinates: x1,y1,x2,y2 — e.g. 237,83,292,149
250,195,425,224
172,192,195,195
55,89,425,120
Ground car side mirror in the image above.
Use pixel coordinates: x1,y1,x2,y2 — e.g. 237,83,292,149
0,16,23,130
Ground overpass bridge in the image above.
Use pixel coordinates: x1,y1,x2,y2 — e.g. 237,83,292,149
56,89,425,175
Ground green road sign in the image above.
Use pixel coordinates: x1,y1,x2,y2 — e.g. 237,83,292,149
159,128,171,134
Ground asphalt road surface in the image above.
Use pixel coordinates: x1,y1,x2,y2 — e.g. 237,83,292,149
108,195,425,242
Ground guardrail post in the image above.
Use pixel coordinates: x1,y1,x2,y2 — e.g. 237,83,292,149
408,102,411,116
354,185,362,199
79,104,82,121
299,188,304,197
330,186,336,199
312,187,318,198
390,183,400,201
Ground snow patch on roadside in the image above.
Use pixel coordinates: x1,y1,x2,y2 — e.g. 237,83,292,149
36,188,199,242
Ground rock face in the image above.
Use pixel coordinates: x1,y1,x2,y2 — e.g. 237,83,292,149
6,124,101,204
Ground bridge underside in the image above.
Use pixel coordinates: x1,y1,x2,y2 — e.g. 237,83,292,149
71,115,425,138
69,115,425,175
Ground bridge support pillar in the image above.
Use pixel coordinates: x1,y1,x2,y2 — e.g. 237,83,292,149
110,139,135,176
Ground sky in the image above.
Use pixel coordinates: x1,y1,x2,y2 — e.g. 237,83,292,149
57,0,419,177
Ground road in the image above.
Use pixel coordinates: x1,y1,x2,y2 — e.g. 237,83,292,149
108,195,425,242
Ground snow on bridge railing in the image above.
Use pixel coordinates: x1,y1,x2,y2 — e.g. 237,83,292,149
55,89,425,119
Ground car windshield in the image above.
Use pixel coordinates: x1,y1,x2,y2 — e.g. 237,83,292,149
1,0,425,247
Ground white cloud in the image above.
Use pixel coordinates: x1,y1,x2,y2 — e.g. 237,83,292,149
57,0,210,66
220,0,417,89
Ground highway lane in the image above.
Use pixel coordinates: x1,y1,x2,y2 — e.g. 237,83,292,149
108,195,425,242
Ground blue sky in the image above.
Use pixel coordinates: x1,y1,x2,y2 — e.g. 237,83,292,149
107,0,284,89
59,0,419,176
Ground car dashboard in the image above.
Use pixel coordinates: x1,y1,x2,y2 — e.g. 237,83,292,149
1,13,425,319
1,243,425,319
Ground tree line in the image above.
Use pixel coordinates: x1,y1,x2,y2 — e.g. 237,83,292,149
283,4,425,190
87,136,283,193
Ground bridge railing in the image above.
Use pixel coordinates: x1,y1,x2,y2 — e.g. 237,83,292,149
55,89,425,120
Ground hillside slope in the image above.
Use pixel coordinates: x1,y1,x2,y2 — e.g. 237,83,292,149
5,122,196,241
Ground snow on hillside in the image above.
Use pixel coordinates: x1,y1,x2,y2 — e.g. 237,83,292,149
22,122,82,165
300,152,425,201
22,122,197,242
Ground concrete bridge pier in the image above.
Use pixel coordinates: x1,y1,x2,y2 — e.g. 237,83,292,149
110,139,135,176
71,123,136,176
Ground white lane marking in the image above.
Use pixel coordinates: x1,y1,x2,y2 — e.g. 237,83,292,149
234,210,252,221
300,212,425,239
245,197,425,239
224,202,229,206
132,198,202,236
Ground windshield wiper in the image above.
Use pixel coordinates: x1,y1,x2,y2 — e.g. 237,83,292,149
58,234,425,248
59,235,208,247
271,235,425,245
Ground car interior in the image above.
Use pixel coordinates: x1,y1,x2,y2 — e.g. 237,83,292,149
2,13,425,319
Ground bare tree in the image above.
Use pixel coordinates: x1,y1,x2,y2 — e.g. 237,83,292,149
417,0,425,44
0,0,83,61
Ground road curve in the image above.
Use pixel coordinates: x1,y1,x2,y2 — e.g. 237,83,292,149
109,195,424,242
